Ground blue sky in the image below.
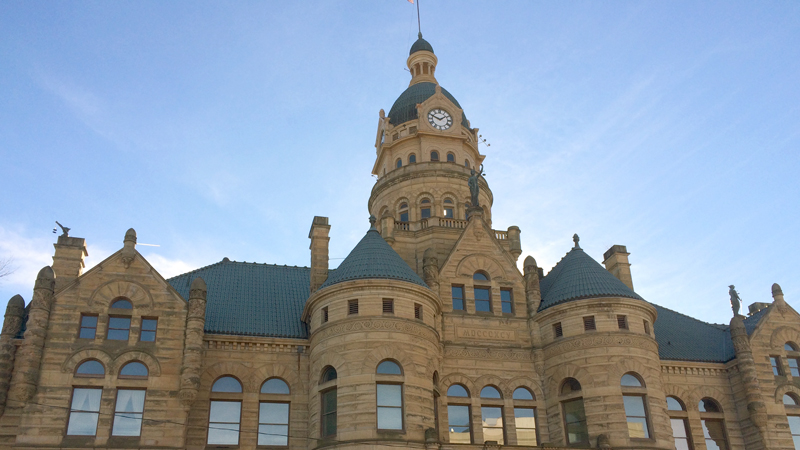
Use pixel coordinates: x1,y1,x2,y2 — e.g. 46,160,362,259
1,1,798,326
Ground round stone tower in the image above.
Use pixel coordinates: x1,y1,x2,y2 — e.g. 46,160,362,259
532,237,671,449
302,218,442,447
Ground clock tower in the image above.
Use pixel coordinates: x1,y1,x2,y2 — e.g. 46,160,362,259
369,34,522,275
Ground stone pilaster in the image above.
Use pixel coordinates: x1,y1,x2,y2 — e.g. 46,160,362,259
0,295,25,416
179,277,207,409
8,267,55,404
730,314,768,449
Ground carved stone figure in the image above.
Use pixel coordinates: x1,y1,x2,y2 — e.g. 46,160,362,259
468,165,484,207
55,221,70,237
729,285,741,316
523,255,541,315
422,248,439,291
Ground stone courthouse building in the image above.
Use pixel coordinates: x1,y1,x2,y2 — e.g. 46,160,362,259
1,35,799,450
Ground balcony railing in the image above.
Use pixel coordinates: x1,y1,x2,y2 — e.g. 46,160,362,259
393,218,506,240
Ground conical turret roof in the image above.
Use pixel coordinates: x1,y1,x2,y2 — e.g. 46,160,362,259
319,227,427,290
539,247,643,310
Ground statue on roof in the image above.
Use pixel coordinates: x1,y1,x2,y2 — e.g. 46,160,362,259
729,285,742,316
55,221,70,237
468,164,485,207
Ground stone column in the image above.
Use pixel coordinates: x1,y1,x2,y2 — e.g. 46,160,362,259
180,277,207,409
0,295,25,416
730,314,767,449
9,267,55,404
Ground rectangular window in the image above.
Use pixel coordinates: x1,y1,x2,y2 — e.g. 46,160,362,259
701,419,729,450
67,388,102,436
208,400,241,445
474,287,491,312
400,212,409,222
617,315,628,330
482,406,504,444
790,358,800,377
259,402,290,446
140,318,157,342
772,356,783,375
562,398,588,445
500,289,513,314
444,208,454,218
382,299,394,315
377,384,403,430
644,320,651,335
322,307,329,323
79,315,98,339
348,300,359,316
414,303,422,320
514,407,537,446
448,405,471,444
670,417,693,450
787,416,800,450
623,395,650,438
112,389,145,436
583,316,596,331
553,322,563,338
321,389,337,437
421,208,431,219
107,316,131,341
452,286,465,311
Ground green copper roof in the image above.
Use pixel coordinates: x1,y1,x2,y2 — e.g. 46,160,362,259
319,229,427,290
539,247,644,310
168,260,312,338
387,82,470,128
410,36,434,55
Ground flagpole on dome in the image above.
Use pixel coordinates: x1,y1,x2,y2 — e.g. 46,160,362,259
409,0,421,36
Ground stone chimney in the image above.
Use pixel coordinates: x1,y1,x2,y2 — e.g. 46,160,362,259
309,216,330,293
603,245,633,290
52,234,88,291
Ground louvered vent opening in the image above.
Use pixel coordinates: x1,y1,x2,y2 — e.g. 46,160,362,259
383,299,394,315
414,303,422,320
583,316,596,331
322,307,329,323
617,315,628,330
644,320,651,335
553,322,563,338
348,300,359,315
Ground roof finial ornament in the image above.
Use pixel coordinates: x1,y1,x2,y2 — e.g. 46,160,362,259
54,221,70,237
573,234,580,249
729,285,742,317
369,215,377,230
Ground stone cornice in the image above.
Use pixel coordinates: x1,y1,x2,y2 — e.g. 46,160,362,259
369,163,493,209
203,334,309,353
310,317,440,347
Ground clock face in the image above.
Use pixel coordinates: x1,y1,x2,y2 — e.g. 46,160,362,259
427,108,453,130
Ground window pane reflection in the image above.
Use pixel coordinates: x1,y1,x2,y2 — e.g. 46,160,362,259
112,390,145,436
67,388,102,436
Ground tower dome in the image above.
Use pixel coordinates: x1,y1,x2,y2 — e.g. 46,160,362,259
409,33,434,55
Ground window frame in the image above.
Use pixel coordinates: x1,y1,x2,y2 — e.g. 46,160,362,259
106,315,132,341
512,387,538,446
772,356,784,376
617,315,628,330
698,398,729,450
553,322,563,339
382,298,394,315
79,314,98,339
620,373,651,440
139,317,157,342
259,378,291,447
583,316,596,331
118,361,149,380
207,399,243,446
451,285,465,311
111,388,146,437
66,387,103,436
74,359,106,378
348,299,359,316
376,382,404,431
430,150,439,161
474,286,492,313
500,289,513,314
320,387,338,438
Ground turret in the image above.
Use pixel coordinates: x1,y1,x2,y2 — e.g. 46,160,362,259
0,295,25,415
407,33,438,86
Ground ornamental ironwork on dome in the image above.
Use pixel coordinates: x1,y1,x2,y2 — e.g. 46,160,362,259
387,82,469,128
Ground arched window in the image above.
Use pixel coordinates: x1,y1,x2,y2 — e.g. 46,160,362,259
465,159,470,168
786,342,799,352
409,154,416,164
699,398,729,450
447,384,471,443
75,360,105,377
431,151,439,161
119,361,148,379
560,378,588,446
443,198,454,218
620,372,650,438
399,203,409,223
108,298,132,341
447,152,455,162
396,158,402,169
666,396,691,450
420,198,432,219
260,379,291,445
111,298,132,309
320,367,337,437
513,388,537,445
480,386,504,444
376,360,403,430
473,272,491,313
208,376,243,445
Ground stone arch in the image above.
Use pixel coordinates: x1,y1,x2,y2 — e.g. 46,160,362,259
688,385,734,413
663,384,693,410
546,363,595,397
311,350,349,383
507,376,544,401
61,348,114,374
361,345,416,377
200,361,255,392
394,197,410,212
455,254,508,281
89,279,154,311
474,374,511,399
416,191,434,204
775,383,800,404
109,350,162,377
249,362,305,395
428,148,442,161
770,326,800,350
440,373,476,398
608,358,659,388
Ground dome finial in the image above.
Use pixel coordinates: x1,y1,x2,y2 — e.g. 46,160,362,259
573,234,581,249
369,215,377,230
418,31,423,39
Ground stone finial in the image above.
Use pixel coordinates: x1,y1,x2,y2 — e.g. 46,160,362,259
121,228,137,269
369,215,377,230
189,277,207,299
773,282,788,312
124,228,137,244
523,255,538,274
5,295,25,316
773,283,784,296
34,266,55,291
2,295,26,337
573,233,580,249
